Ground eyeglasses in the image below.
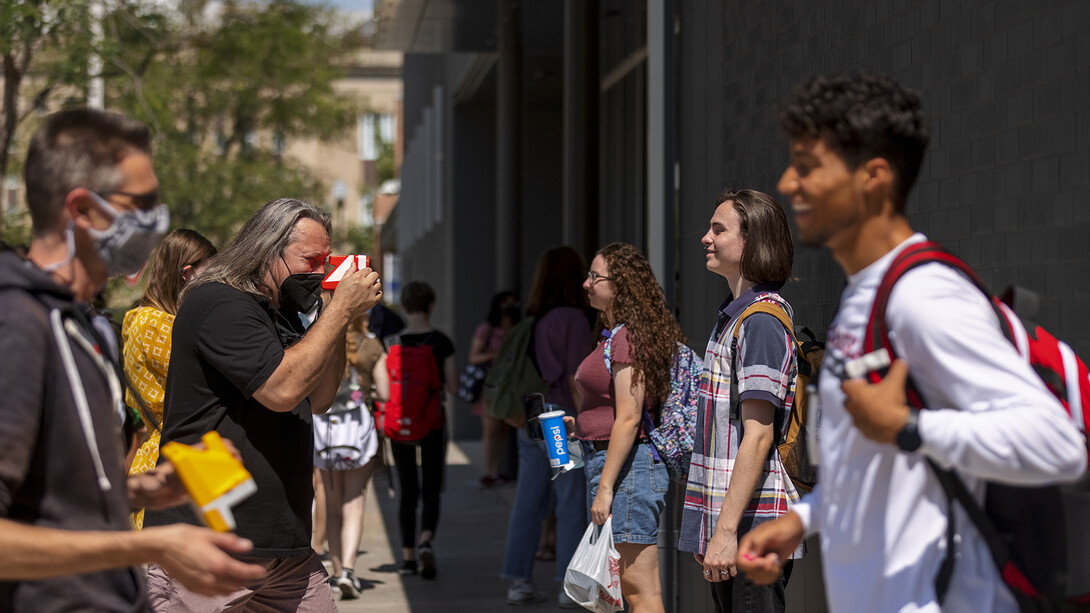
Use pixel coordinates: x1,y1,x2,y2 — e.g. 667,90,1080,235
587,270,613,283
103,189,160,210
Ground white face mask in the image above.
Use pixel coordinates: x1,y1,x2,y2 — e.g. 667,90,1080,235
87,191,170,277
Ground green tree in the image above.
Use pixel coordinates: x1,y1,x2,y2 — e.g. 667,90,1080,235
103,0,362,246
0,0,93,235
0,0,365,286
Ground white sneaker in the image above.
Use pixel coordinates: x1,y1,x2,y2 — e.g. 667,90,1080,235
557,590,580,609
506,579,545,605
338,569,363,600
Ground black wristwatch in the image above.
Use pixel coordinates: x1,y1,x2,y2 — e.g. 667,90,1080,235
896,407,922,452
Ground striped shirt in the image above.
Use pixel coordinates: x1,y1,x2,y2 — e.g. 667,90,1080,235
678,284,803,555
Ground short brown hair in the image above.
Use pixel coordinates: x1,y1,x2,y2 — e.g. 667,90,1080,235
401,281,436,314
716,188,793,285
24,109,152,231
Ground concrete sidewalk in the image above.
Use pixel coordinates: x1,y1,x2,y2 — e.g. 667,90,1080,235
330,440,565,613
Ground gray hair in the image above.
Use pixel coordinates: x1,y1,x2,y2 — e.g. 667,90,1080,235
24,109,152,231
183,198,331,302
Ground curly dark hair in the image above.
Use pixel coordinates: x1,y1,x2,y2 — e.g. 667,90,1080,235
596,242,686,405
779,72,929,211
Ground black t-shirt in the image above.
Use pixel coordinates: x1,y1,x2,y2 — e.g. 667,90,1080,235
145,282,313,558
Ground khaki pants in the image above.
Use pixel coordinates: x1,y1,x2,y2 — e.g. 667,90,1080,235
147,551,336,613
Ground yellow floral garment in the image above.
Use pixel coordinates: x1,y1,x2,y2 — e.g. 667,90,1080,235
122,306,174,529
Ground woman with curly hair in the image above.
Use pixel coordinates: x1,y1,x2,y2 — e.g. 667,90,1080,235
572,242,685,613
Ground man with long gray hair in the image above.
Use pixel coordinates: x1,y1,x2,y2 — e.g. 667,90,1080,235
145,198,383,612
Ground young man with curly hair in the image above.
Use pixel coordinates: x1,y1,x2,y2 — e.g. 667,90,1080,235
737,72,1086,612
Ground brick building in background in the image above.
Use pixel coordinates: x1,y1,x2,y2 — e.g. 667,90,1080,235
288,49,402,270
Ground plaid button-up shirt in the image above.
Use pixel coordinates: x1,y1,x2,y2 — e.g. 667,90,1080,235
678,285,803,556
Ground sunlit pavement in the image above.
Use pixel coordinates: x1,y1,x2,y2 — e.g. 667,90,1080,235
329,440,565,612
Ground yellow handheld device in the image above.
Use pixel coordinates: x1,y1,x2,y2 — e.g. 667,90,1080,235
159,431,257,532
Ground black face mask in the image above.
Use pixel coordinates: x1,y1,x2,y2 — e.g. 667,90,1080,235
502,305,522,324
278,261,323,332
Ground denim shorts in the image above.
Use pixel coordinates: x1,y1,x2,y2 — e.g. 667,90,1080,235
582,441,669,544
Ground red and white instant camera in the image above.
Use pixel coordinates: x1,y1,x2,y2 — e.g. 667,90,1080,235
322,254,370,290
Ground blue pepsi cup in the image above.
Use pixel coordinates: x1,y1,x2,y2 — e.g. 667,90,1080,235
538,410,572,469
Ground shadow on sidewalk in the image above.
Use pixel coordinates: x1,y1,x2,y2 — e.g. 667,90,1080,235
367,439,565,612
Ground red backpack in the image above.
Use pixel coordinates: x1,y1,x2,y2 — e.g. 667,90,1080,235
379,333,443,442
865,241,1090,610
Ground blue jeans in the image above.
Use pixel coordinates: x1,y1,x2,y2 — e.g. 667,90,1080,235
584,441,668,544
502,426,587,582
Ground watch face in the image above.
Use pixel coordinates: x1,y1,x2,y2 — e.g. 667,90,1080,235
897,409,922,452
897,428,921,452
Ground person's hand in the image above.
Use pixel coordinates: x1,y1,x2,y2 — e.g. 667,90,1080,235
841,358,912,444
330,264,382,321
562,415,579,439
590,487,613,525
736,512,804,585
130,438,244,511
143,524,266,596
129,465,187,511
702,528,738,583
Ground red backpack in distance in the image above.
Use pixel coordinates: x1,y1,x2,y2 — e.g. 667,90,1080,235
864,241,1090,611
380,333,443,442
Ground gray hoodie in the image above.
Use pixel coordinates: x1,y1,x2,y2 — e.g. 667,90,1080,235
0,250,147,612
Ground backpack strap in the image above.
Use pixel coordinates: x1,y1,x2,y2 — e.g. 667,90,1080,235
416,331,442,394
602,324,625,378
728,299,794,421
602,323,662,445
383,333,402,351
526,316,542,375
730,301,796,343
861,240,1014,605
862,241,997,401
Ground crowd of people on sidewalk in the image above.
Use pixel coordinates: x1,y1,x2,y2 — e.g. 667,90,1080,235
0,69,1086,613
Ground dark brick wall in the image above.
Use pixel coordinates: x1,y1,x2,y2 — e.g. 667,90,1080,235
675,2,1089,610
676,0,1090,358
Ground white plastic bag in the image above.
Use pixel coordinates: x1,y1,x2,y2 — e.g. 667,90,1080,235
563,516,623,613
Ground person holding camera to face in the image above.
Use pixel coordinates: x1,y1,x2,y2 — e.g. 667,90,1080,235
145,198,382,612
